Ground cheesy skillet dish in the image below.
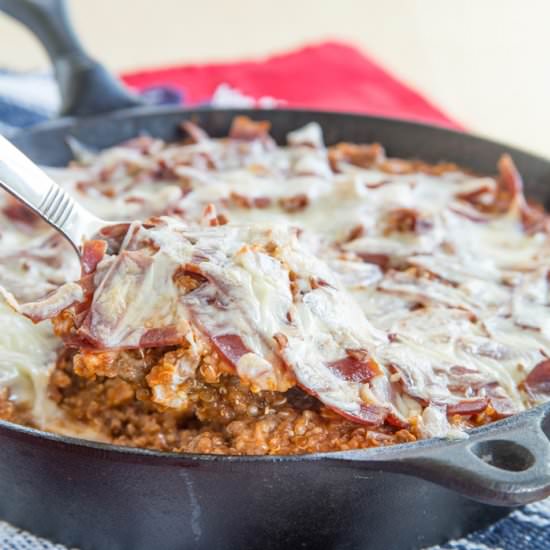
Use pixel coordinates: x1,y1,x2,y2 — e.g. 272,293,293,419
0,117,549,455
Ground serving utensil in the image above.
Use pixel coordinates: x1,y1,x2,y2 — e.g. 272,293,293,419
0,134,112,255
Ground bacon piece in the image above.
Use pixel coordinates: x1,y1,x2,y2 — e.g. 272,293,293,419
201,203,219,225
152,158,179,181
59,331,97,350
520,200,550,234
328,142,385,172
483,382,517,417
81,240,107,275
215,214,229,226
227,193,272,210
18,283,84,323
497,154,523,199
139,326,186,348
327,357,375,383
229,192,253,209
327,350,380,383
378,159,461,176
356,252,390,270
344,224,365,243
172,264,208,291
180,120,210,144
296,376,389,427
2,199,39,227
451,155,536,223
279,194,309,213
525,359,550,395
298,376,390,426
76,250,157,348
309,277,333,290
495,154,548,232
385,411,410,429
384,208,433,235
201,204,229,227
253,196,272,209
211,334,250,366
447,398,488,416
97,223,132,254
229,116,272,142
273,332,288,350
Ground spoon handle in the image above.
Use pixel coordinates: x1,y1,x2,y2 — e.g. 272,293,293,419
0,135,100,253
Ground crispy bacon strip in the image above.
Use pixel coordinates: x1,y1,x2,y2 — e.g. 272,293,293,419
81,240,108,275
458,154,548,232
2,198,39,227
279,194,309,213
525,360,550,396
181,120,210,144
447,398,488,416
483,383,517,418
229,116,272,142
328,142,386,172
384,208,433,235
327,351,380,384
212,334,250,366
497,154,523,201
17,283,84,324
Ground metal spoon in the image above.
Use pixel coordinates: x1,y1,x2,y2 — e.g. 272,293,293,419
0,134,114,255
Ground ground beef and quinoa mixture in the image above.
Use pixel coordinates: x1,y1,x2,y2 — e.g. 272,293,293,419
1,116,550,455
47,351,417,455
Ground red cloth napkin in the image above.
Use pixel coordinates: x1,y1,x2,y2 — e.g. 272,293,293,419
122,41,460,130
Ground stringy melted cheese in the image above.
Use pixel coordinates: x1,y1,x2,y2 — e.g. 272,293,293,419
1,121,549,438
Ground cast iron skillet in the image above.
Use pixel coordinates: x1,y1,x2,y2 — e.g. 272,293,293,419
1,1,550,549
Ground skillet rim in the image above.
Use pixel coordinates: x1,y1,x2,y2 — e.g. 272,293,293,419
11,104,550,166
1,401,549,465
3,105,550,464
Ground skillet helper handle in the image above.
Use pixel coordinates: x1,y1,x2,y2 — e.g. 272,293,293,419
0,0,143,116
333,403,550,507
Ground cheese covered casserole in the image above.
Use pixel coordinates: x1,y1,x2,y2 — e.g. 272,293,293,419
1,117,549,455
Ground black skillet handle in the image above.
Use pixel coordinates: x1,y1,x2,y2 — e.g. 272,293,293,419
0,0,144,117
332,402,550,507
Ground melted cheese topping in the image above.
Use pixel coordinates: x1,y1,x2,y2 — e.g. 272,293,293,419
0,122,549,438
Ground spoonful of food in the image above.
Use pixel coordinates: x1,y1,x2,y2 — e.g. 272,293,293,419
0,133,400,428
0,134,117,255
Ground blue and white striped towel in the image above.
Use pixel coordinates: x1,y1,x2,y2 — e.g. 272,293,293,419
0,70,549,550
